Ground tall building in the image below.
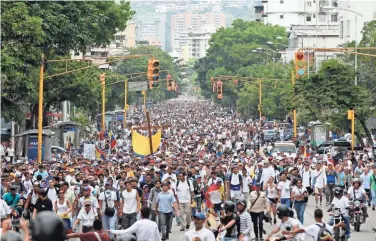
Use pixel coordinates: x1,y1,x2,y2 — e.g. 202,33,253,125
171,12,226,55
186,27,216,60
134,13,167,50
257,0,376,69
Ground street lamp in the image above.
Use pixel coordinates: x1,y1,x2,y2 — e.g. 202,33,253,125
323,6,364,85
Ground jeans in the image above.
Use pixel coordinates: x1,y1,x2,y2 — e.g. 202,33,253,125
371,189,376,207
365,188,371,206
222,238,238,241
150,209,158,222
250,211,264,239
326,184,335,204
82,226,92,233
121,212,137,229
158,212,173,238
329,215,350,236
192,196,202,216
280,198,291,207
294,201,306,224
102,211,117,238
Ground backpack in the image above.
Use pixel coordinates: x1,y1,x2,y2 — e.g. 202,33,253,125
316,223,333,241
229,173,243,187
176,180,191,189
46,187,59,195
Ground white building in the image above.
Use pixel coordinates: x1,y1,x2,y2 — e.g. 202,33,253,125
260,0,376,69
186,32,212,59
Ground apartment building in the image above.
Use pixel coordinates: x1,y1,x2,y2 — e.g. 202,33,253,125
134,13,167,50
171,12,226,53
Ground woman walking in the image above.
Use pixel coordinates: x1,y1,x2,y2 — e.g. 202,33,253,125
291,179,308,224
264,176,277,224
54,189,73,233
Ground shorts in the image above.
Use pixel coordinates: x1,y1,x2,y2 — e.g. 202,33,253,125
267,197,278,204
315,187,323,194
230,190,241,199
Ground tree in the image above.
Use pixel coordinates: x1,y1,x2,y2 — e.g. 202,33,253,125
1,1,134,125
293,59,374,145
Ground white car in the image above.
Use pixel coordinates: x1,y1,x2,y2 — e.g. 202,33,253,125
272,141,297,158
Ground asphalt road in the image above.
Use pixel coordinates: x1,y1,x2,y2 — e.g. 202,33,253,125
169,197,376,241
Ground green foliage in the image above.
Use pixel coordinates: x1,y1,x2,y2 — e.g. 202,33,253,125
1,1,134,124
293,59,374,143
113,46,180,104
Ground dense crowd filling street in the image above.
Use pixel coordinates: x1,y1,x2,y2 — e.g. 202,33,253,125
2,98,376,241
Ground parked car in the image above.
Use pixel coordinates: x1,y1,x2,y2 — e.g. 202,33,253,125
272,141,297,158
263,130,278,142
52,146,67,155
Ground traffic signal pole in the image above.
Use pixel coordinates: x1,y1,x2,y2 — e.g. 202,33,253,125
259,79,262,127
124,79,128,129
37,54,45,164
292,71,297,138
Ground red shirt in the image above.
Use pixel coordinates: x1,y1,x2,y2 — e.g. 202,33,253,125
75,230,110,241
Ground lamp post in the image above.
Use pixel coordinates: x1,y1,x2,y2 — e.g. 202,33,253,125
324,6,364,86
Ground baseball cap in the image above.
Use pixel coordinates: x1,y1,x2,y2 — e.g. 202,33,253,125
193,213,206,220
83,186,91,191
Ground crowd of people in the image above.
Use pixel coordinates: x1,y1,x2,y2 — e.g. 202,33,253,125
1,98,375,241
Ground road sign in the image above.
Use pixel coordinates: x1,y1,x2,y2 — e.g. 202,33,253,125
128,81,148,92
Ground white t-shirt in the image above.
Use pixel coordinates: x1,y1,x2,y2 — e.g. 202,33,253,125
122,189,138,214
291,186,307,199
176,180,193,204
185,227,216,241
98,190,117,211
277,180,291,199
331,196,350,216
47,187,58,203
242,176,253,193
348,186,366,200
304,223,334,241
278,217,305,241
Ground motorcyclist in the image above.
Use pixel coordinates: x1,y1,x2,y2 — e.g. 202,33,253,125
347,178,369,221
327,187,351,239
265,204,305,241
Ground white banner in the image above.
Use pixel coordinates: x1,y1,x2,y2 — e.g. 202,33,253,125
83,144,96,160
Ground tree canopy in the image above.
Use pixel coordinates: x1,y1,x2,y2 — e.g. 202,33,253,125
1,1,134,125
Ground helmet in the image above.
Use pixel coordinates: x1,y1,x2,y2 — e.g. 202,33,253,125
288,208,295,218
277,204,290,219
334,187,343,196
224,201,235,212
237,200,247,208
353,178,361,184
30,212,66,241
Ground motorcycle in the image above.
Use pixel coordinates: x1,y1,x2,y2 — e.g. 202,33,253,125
329,207,346,241
349,199,364,232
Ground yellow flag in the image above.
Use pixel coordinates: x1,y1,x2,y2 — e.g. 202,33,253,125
132,129,162,156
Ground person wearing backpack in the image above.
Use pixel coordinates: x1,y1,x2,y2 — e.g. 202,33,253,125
325,163,337,206
175,171,194,231
226,166,243,201
282,209,344,241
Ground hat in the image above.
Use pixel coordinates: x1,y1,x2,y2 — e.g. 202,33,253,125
288,167,294,173
105,182,110,186
84,200,91,205
193,213,206,220
83,186,91,191
195,174,202,179
15,173,22,178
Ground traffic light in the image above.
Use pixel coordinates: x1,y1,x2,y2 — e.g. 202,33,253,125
100,73,106,85
294,52,306,78
148,58,160,89
167,74,173,91
217,81,222,99
171,81,176,91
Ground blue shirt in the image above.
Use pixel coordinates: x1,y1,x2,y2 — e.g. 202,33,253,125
3,193,21,208
337,172,345,186
361,172,372,189
156,191,176,213
33,170,49,180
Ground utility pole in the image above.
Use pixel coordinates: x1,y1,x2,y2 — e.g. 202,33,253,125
124,79,128,129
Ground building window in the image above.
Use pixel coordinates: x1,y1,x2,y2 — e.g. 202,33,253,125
307,1,312,7
347,20,351,37
280,14,284,19
280,0,284,3
306,15,312,21
331,14,338,22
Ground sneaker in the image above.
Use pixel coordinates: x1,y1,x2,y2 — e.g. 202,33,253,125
373,206,375,211
316,205,319,208
162,236,167,241
273,219,277,224
186,225,190,230
177,222,181,226
320,203,322,207
180,227,185,231
326,203,329,206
